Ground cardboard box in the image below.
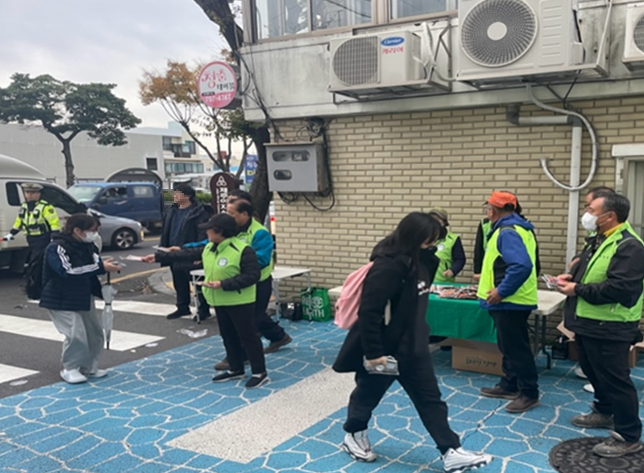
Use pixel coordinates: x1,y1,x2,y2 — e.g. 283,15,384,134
556,322,644,368
451,340,504,376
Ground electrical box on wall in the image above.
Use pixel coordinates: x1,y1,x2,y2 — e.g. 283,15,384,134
266,143,328,193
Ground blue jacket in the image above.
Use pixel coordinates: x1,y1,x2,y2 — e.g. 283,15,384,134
479,213,538,312
39,234,105,311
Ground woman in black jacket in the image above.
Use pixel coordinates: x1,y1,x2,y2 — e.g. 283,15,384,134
40,214,121,384
333,212,492,473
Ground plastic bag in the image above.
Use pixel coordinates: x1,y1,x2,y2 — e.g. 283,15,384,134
300,287,331,322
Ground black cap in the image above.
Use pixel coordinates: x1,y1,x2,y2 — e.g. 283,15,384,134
198,213,238,237
173,184,196,198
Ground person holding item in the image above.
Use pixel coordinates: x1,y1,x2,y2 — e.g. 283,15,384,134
558,193,644,458
428,208,466,283
144,213,268,388
39,214,121,384
477,191,540,413
333,212,492,472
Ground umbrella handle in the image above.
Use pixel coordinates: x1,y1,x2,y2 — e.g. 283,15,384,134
106,271,111,284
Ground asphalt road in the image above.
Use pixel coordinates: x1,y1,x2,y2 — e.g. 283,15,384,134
0,236,222,399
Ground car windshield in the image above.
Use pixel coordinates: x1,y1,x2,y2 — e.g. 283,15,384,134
68,185,101,203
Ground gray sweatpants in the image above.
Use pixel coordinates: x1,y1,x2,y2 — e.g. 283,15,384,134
48,299,104,373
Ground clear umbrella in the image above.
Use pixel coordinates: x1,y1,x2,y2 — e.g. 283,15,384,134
101,272,118,350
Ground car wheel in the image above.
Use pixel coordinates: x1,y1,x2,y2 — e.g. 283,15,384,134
111,228,136,250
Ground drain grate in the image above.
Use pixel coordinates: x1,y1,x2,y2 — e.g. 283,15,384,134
549,437,644,473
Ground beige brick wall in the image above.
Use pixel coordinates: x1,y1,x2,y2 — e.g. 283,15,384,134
272,96,644,338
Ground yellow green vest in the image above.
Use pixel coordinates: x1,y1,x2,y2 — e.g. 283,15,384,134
576,222,644,322
481,219,492,252
13,200,61,236
477,225,538,306
201,238,256,306
433,232,459,283
236,219,274,282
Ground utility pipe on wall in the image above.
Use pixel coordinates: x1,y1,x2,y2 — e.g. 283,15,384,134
506,86,598,267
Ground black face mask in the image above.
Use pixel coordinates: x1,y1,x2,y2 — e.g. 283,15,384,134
26,201,37,211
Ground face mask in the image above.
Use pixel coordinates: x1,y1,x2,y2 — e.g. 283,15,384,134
81,231,99,243
581,212,597,232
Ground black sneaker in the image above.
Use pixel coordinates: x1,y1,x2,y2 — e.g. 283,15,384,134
167,308,191,320
245,373,269,388
593,431,644,458
212,371,245,383
505,395,540,413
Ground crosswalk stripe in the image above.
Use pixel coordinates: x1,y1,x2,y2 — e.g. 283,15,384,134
168,369,355,463
29,300,177,317
0,314,164,352
0,364,39,384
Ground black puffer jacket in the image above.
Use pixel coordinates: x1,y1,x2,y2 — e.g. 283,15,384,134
333,242,439,373
39,233,105,311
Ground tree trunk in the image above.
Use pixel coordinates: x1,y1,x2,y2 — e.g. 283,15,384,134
249,126,271,222
61,140,76,188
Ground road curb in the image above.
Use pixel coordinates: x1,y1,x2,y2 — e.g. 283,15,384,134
148,269,175,296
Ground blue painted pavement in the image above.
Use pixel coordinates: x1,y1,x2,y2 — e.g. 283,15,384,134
0,320,642,473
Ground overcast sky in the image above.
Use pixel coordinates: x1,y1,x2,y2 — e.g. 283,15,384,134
0,0,227,128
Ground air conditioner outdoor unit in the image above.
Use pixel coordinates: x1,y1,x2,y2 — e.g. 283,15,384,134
457,0,585,84
329,31,431,95
623,3,644,70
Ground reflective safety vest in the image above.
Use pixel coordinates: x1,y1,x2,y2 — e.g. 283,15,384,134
477,225,538,306
576,222,644,323
236,219,274,282
12,200,61,237
481,219,492,252
201,238,256,307
433,232,459,283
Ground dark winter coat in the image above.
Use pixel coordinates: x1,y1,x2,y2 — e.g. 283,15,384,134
160,203,211,271
39,233,105,311
332,242,440,373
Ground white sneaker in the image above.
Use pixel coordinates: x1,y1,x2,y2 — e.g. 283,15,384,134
342,430,377,462
60,369,88,384
574,366,588,379
583,383,595,394
86,369,108,379
442,447,492,473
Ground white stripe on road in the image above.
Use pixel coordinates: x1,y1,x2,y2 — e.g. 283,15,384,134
0,364,38,384
0,314,164,352
30,300,177,317
168,368,355,463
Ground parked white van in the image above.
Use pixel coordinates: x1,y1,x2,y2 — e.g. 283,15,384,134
0,154,88,271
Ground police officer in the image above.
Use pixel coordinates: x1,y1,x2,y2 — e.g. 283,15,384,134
477,191,540,414
558,193,644,458
3,183,61,263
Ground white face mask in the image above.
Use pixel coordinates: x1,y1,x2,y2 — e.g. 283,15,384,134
81,231,99,243
581,212,610,232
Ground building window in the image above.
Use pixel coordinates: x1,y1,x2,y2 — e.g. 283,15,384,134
625,160,644,239
254,0,372,40
182,141,196,155
146,157,158,171
162,136,173,152
391,0,457,19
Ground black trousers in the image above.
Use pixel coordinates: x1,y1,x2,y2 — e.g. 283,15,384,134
577,335,642,442
26,234,50,265
216,303,266,375
171,265,207,313
489,309,539,399
343,355,461,455
256,277,286,342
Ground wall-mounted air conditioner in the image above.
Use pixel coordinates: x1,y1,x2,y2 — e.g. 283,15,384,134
328,30,449,96
456,0,585,83
623,3,644,70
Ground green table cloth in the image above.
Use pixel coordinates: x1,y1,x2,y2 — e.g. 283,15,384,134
426,284,497,343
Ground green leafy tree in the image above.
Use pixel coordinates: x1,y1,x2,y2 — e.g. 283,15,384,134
0,73,141,187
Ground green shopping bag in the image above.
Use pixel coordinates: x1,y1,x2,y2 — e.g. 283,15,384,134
300,287,332,322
